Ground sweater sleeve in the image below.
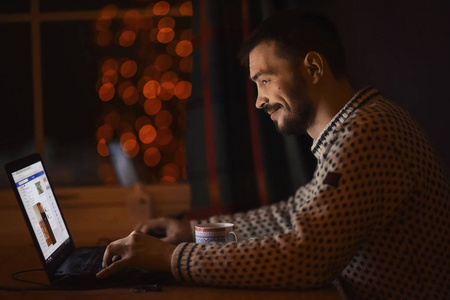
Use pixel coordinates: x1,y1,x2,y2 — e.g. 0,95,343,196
190,200,293,240
173,102,415,289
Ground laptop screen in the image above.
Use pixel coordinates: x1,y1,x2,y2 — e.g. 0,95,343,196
11,160,70,261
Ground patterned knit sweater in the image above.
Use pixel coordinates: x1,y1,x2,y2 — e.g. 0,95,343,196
171,87,450,299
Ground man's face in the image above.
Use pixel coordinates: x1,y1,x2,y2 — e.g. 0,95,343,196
249,41,313,135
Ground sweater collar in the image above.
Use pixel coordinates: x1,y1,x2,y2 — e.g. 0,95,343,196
311,86,380,158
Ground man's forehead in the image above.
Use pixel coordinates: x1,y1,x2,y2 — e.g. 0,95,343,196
249,42,277,77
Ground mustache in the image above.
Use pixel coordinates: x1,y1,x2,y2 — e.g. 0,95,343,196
264,103,283,115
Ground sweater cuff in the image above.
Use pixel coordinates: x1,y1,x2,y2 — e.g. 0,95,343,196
171,242,198,283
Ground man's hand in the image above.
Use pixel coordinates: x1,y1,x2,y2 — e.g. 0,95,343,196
135,217,193,244
96,230,176,279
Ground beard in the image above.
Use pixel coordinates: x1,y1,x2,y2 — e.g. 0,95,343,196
268,78,312,135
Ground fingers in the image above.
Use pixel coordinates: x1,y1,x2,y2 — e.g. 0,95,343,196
101,239,124,268
96,258,128,279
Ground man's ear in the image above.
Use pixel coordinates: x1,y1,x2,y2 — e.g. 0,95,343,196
303,51,324,84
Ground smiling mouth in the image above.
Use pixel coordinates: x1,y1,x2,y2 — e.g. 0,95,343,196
264,104,283,116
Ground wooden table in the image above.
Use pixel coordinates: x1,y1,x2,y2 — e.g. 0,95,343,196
0,187,342,300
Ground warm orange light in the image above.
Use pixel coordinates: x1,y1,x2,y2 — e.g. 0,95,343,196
96,16,111,31
162,163,180,180
97,138,110,157
139,124,157,144
154,54,172,71
96,124,113,141
161,176,176,183
135,116,152,131
99,83,115,101
123,9,140,25
118,81,133,98
156,127,173,146
120,131,136,144
179,57,193,73
143,80,161,98
119,30,136,47
144,97,162,115
122,86,139,105
101,4,118,18
161,71,178,84
96,31,113,47
159,82,175,101
122,139,139,158
157,28,175,44
175,40,193,57
179,1,193,16
155,110,173,128
120,60,138,78
102,69,118,84
153,1,170,16
143,147,161,167
101,58,118,73
174,81,192,99
158,17,175,29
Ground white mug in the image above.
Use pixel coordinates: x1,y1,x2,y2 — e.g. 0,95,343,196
195,223,237,244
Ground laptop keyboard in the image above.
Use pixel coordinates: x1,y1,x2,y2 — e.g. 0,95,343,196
73,248,104,274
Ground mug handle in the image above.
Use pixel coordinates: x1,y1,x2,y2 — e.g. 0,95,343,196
227,231,238,243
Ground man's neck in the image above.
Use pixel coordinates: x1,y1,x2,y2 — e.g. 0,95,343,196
307,79,355,140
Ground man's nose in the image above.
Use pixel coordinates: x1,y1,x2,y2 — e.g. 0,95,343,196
255,93,268,109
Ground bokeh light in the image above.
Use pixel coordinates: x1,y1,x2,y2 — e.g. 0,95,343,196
155,110,173,128
96,2,191,184
175,40,193,57
100,4,118,18
96,124,114,141
96,30,113,46
179,56,193,73
154,53,172,71
99,83,115,101
179,1,193,16
156,127,173,146
135,116,152,131
122,139,139,158
159,82,175,101
158,17,175,29
119,30,136,47
143,80,161,98
139,124,157,144
97,138,110,157
144,147,161,167
153,1,171,16
157,27,175,44
123,9,140,26
120,60,138,78
144,97,162,115
174,81,192,99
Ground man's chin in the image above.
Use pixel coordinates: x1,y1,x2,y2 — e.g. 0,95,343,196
274,120,307,135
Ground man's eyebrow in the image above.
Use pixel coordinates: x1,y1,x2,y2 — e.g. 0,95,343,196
251,71,273,82
250,71,263,82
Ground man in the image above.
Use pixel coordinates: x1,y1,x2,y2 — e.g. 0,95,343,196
97,9,450,299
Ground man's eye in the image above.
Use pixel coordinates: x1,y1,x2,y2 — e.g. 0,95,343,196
261,80,269,85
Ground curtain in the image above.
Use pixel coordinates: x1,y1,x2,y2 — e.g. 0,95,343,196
186,0,317,218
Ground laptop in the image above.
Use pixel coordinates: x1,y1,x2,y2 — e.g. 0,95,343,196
4,153,157,289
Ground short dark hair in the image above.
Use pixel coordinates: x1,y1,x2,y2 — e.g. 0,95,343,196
239,9,347,79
